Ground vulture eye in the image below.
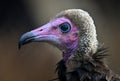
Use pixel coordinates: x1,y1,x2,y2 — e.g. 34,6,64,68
59,22,71,33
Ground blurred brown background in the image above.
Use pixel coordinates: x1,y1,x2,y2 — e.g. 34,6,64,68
0,0,120,81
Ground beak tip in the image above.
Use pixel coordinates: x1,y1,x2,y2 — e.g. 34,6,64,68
18,43,21,49
18,39,23,49
18,32,35,49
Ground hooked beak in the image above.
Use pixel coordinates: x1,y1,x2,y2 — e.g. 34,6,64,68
18,31,36,49
18,23,61,49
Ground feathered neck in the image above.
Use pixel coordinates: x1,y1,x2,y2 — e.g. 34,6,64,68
55,46,110,81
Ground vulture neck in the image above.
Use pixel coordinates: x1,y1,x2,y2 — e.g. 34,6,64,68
62,41,79,61
63,45,107,74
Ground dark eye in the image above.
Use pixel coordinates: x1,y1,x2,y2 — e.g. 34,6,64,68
59,22,71,33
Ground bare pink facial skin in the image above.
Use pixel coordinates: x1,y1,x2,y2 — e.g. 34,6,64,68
30,17,79,61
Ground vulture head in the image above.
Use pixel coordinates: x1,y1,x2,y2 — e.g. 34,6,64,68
19,9,98,61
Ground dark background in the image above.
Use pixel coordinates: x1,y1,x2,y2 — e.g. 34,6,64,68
0,0,120,81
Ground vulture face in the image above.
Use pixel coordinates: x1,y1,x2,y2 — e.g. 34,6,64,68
19,9,98,61
19,17,79,60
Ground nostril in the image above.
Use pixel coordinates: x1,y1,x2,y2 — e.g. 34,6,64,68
52,26,57,30
39,29,43,31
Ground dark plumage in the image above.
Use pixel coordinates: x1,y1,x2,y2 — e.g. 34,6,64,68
19,9,120,81
56,46,120,81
